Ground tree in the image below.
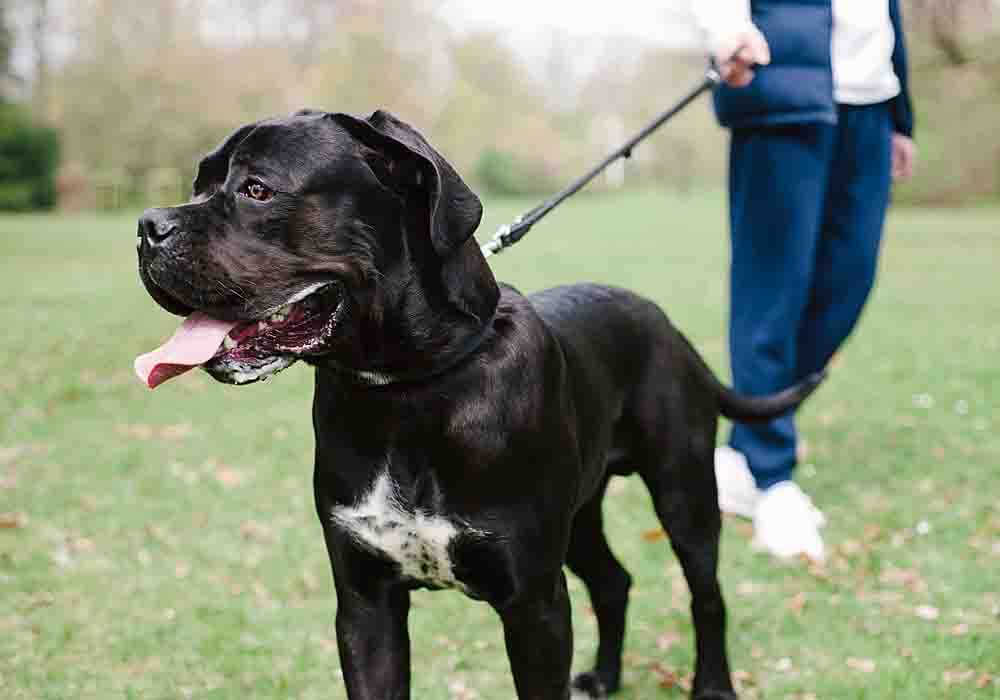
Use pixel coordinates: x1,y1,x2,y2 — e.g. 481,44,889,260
0,0,15,98
0,100,59,209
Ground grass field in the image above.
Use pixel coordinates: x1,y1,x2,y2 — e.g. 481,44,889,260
1,190,997,699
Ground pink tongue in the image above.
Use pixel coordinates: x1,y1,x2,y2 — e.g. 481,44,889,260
135,312,239,389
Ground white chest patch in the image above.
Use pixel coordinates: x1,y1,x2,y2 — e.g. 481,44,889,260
330,471,479,591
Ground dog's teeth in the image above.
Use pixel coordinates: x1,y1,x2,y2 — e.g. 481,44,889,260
266,308,290,324
222,335,236,350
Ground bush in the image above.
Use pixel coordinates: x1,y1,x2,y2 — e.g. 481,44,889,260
0,102,60,211
474,148,555,197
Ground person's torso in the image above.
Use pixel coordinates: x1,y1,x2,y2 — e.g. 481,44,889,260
714,0,900,128
831,0,900,104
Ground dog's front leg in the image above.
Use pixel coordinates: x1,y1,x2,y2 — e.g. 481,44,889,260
334,583,411,700
495,572,574,700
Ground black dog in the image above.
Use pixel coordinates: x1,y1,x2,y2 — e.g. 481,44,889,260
135,110,822,699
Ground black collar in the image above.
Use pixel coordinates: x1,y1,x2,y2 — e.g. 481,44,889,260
326,312,496,387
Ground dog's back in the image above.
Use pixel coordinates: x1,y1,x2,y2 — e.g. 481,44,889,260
529,282,823,426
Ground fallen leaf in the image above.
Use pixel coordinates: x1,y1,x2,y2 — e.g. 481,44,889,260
159,423,193,440
840,539,863,555
70,537,95,554
847,657,876,673
300,569,320,594
950,623,969,636
650,663,691,691
0,446,26,464
117,423,193,441
914,605,940,621
807,558,830,579
652,663,680,689
879,567,927,593
253,581,275,608
796,440,811,461
642,528,666,543
448,679,478,700
214,465,246,488
0,511,27,529
656,631,680,651
943,668,975,685
239,520,274,542
774,657,793,673
736,581,764,597
0,470,17,490
863,523,882,541
733,521,754,539
116,423,154,440
145,524,178,549
786,591,807,617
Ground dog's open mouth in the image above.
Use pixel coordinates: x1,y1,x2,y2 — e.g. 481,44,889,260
135,283,343,389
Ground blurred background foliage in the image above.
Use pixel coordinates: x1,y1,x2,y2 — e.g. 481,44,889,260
0,0,998,211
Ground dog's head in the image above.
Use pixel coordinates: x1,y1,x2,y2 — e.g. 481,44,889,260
135,110,499,387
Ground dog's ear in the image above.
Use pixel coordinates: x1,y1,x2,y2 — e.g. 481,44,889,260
192,120,262,197
329,110,483,258
329,111,498,324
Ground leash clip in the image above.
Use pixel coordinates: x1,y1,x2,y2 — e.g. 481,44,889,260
706,56,725,87
481,215,524,259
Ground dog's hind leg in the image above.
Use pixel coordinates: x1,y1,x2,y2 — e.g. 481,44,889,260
566,476,633,698
638,423,737,700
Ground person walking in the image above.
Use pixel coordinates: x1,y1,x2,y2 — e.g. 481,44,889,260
691,0,917,562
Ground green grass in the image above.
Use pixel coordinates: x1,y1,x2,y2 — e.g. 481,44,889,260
1,190,997,699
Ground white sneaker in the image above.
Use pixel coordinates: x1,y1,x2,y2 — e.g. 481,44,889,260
714,446,759,519
752,481,826,563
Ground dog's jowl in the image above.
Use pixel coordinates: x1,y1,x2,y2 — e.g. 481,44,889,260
135,109,823,700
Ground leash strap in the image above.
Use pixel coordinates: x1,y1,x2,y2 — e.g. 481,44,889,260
481,64,723,259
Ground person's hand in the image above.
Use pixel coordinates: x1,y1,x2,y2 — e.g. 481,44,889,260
892,133,916,181
715,26,771,88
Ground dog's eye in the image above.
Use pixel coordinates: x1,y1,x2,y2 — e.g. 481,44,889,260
239,179,273,202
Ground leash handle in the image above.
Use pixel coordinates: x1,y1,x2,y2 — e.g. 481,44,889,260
482,63,724,259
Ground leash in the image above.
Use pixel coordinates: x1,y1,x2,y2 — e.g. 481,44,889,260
481,63,724,259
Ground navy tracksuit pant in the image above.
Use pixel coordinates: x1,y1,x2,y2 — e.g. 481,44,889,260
728,101,894,489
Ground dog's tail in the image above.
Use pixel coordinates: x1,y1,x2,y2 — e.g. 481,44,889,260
678,333,826,423
715,372,826,423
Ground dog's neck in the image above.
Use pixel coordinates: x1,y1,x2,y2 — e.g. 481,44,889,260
316,230,499,387
324,308,495,387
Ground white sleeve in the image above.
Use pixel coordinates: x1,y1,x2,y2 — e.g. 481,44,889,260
689,0,755,55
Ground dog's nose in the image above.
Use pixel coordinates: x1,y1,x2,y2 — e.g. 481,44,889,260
138,208,180,246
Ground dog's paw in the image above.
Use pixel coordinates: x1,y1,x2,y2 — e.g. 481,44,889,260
571,672,609,699
692,690,738,700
